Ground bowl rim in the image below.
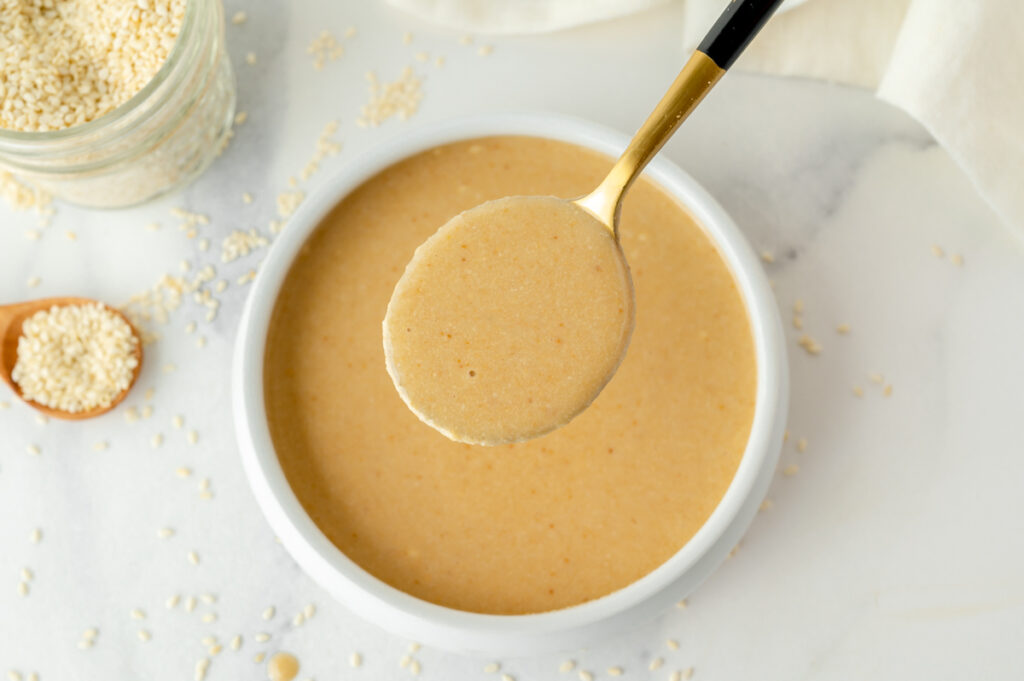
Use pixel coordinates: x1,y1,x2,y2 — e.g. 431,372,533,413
232,111,788,652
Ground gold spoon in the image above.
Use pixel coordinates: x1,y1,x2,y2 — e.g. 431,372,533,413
0,297,144,420
384,0,784,445
576,0,785,233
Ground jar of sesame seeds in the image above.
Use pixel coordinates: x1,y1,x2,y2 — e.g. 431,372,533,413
0,0,235,209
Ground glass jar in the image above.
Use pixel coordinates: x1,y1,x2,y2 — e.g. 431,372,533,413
0,0,236,209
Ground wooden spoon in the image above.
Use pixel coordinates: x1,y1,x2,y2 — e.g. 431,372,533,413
0,297,144,420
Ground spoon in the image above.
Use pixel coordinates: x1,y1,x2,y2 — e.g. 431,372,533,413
384,0,784,446
0,297,144,420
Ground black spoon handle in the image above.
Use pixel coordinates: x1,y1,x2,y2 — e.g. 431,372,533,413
698,0,787,70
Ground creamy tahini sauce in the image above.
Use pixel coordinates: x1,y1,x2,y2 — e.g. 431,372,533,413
264,136,756,615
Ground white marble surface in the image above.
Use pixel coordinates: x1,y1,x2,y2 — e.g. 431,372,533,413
2,2,1023,679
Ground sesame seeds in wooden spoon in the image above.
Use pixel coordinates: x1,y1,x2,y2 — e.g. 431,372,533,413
0,297,143,420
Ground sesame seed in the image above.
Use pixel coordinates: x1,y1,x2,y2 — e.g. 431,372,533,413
200,593,216,604
17,581,29,596
11,304,139,413
201,636,217,646
676,598,687,608
402,31,413,44
230,635,242,651
852,386,864,398
484,662,500,673
254,633,270,643
138,629,151,642
26,444,40,456
185,595,197,612
262,606,275,620
20,567,33,581
241,192,253,204
399,654,411,668
198,477,211,492
209,644,223,655
179,260,191,272
683,668,694,680
868,372,884,384
578,671,593,681
201,613,217,623
292,612,304,627
198,238,210,252
434,56,445,67
458,35,473,45
559,660,575,673
166,594,180,609
303,603,316,619
883,384,893,397
157,527,174,539
0,401,8,410
501,675,515,681
26,276,40,288
187,550,199,566
234,111,248,126
759,498,775,511
793,299,804,313
797,437,808,453
131,608,146,619
194,658,209,681
77,639,93,650
214,279,228,293
29,528,42,543
836,323,850,334
231,10,247,25
950,253,964,266
92,441,108,451
176,467,192,478
931,244,945,258
649,658,664,671
245,52,257,65
783,464,800,476
345,26,357,38
414,51,428,62
798,335,822,355
410,660,422,675
163,363,176,374
151,433,163,448
8,671,22,681
349,652,362,668
792,315,803,329
477,45,494,56
669,672,681,681
253,653,266,664
760,250,774,263
608,667,623,676
83,628,98,639
173,415,184,428
666,638,680,650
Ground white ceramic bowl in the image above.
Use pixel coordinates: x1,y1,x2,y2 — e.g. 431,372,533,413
233,112,789,656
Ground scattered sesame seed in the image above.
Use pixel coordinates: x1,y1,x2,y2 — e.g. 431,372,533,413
234,111,248,126
649,658,665,671
24,230,40,241
130,608,146,620
349,652,362,668
414,51,428,62
185,595,197,612
29,528,42,543
157,527,174,539
175,467,192,478
241,192,253,205
26,276,40,288
793,299,804,313
759,498,775,511
230,635,242,651
194,657,210,681
231,10,247,25
344,26,357,38
253,653,266,664
187,550,199,566
410,660,422,675
8,671,22,681
931,244,945,258
198,238,210,252
783,464,800,476
92,441,108,452
20,567,33,581
356,67,423,127
83,628,98,639
0,401,8,409
201,612,217,623
146,222,161,231
666,638,680,650
214,279,228,293
35,414,47,425
151,433,163,448
198,477,211,492
668,672,681,681
262,606,275,620
868,372,884,384
458,35,473,45
186,429,198,444
303,603,316,619
883,384,893,397
682,668,694,680
292,612,305,627
852,386,864,398
578,671,593,681
760,250,774,263
676,598,687,608
484,662,500,673
254,633,270,643
209,644,222,655
402,31,413,45
173,415,184,428
221,228,268,262
307,30,345,69
200,593,216,604
950,253,964,266
836,323,850,334
798,334,822,355
163,363,177,374
66,230,77,240
559,661,575,673
399,654,411,668
179,259,191,272
245,52,257,65
501,675,515,681
797,437,808,453
792,315,803,329
434,56,445,67
201,636,217,646
477,45,494,56
77,639,93,650
138,629,151,642
608,667,623,676
144,387,155,401
17,581,29,596
26,444,40,456
166,594,180,609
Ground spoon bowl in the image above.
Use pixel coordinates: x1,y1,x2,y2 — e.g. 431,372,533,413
0,297,144,419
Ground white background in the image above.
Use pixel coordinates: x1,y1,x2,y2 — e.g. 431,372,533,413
1,1,1023,679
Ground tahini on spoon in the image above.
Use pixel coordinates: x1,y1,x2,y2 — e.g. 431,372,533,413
0,297,144,420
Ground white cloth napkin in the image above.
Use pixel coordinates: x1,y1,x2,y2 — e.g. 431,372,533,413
386,0,1024,234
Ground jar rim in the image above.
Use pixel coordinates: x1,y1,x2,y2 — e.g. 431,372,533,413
0,0,202,142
